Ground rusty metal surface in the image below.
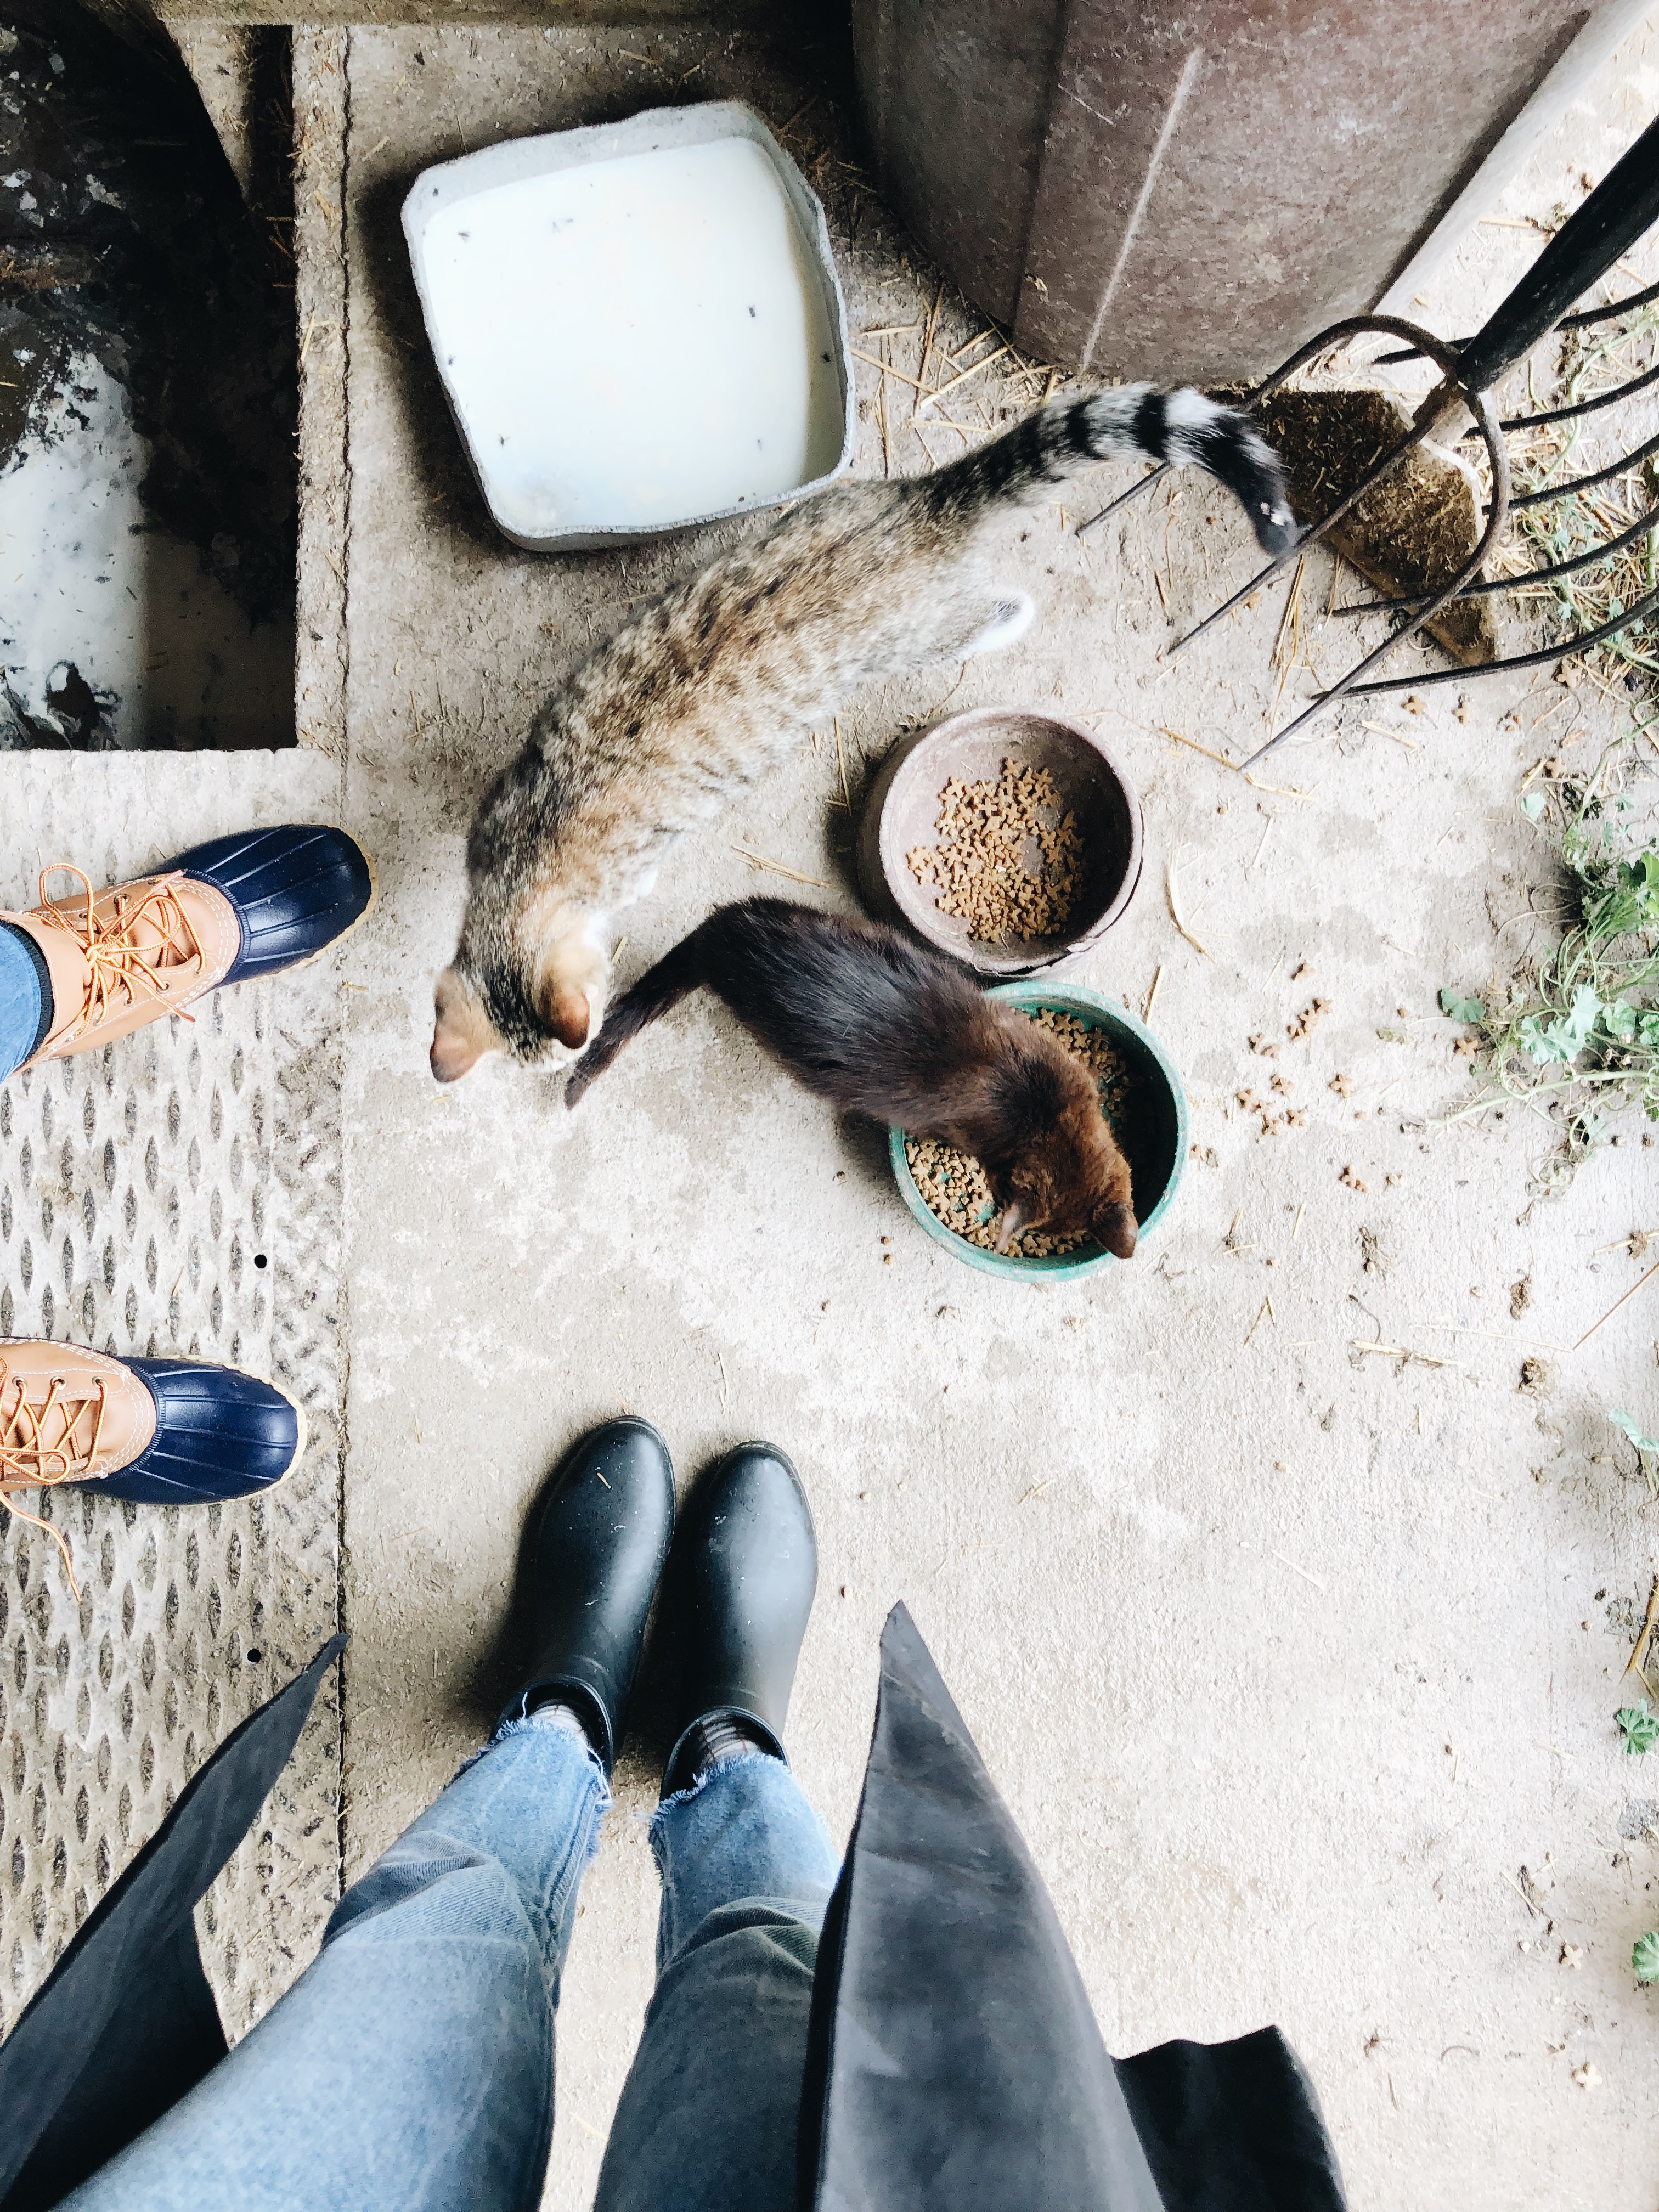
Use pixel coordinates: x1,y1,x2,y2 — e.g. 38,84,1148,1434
0,762,346,2043
1151,108,1659,747
161,0,768,20
852,1,1626,385
852,0,1062,333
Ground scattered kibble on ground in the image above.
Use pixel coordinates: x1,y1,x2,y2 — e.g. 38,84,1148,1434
907,757,1083,943
1287,996,1333,1041
905,1010,1137,1259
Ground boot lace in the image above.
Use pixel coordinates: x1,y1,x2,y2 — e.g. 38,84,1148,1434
0,1353,103,1595
36,864,204,1039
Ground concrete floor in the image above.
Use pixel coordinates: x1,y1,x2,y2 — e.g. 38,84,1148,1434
7,11,1659,2207
281,19,1659,2207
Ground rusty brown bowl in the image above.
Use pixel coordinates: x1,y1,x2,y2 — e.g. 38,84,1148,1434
856,705,1143,978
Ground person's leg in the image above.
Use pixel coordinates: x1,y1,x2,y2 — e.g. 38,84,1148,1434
651,1741,837,1968
61,1418,677,2212
0,919,49,1078
60,1709,607,2212
596,1441,833,2212
597,1750,837,2212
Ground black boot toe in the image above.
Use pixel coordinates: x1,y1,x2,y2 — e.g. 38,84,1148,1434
506,1416,675,1773
661,1440,817,1792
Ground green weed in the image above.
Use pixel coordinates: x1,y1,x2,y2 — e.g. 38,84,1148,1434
1611,1409,1659,1498
1439,758,1659,1178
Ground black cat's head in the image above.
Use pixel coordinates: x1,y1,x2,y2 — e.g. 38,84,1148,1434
992,1096,1137,1259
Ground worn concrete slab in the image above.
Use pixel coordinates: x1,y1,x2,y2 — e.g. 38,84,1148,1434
4,12,1658,2207
287,19,1659,2209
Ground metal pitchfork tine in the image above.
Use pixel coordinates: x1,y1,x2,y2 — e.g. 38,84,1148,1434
1079,109,1659,768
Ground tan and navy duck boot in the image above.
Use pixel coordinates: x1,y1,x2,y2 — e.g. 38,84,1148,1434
0,826,364,1585
0,1340,304,1590
0,824,374,1069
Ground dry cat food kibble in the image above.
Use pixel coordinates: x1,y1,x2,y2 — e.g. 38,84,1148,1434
905,1010,1138,1258
906,758,1084,943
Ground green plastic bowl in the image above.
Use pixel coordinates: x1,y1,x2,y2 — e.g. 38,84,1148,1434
888,981,1188,1283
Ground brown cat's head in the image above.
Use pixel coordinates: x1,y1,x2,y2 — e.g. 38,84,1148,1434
430,903,610,1084
993,1094,1138,1259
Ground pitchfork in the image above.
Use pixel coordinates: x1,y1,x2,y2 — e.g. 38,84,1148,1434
1080,109,1659,766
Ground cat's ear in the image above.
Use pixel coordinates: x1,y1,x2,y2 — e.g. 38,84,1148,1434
431,967,496,1084
540,980,592,1052
1096,1201,1138,1259
995,1199,1030,1253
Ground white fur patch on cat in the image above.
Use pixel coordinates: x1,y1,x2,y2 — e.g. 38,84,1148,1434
963,594,1036,661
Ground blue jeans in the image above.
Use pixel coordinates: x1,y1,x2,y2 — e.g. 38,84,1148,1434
0,921,46,1079
60,1721,839,2212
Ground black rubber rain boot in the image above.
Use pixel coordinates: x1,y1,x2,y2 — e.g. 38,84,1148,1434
659,1441,817,1795
501,1417,675,1774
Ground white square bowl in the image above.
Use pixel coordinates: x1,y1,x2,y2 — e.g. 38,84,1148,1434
402,100,856,553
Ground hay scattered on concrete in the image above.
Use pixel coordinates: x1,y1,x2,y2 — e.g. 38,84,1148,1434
1496,302,1659,690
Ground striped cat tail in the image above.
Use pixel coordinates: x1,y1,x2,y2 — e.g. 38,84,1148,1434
929,387,1297,554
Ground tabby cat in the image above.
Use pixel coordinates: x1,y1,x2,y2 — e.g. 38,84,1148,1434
431,388,1293,1081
